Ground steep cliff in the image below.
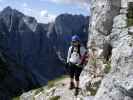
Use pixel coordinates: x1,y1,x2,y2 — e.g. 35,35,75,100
89,0,133,100
0,7,89,99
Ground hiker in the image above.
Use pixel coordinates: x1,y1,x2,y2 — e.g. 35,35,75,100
67,35,87,96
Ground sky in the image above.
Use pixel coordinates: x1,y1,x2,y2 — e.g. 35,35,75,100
0,0,90,23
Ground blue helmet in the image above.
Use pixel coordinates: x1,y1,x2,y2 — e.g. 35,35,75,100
72,35,80,42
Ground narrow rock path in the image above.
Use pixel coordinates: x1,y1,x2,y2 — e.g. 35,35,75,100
43,77,94,100
20,77,94,100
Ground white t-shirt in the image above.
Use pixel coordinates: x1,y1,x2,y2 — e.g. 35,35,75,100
67,46,86,65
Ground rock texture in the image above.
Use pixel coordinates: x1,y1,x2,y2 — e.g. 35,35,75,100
0,7,89,99
88,0,133,100
20,77,95,100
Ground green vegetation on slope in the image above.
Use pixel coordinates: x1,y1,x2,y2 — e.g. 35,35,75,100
50,96,60,100
47,75,68,88
127,2,133,27
104,61,111,74
34,87,44,95
12,96,19,100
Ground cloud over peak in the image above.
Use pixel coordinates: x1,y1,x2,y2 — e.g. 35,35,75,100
21,3,56,23
47,0,91,15
50,0,90,4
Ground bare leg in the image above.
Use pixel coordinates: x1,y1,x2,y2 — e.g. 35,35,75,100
74,67,82,96
70,78,74,83
75,80,80,96
75,81,79,88
69,78,75,89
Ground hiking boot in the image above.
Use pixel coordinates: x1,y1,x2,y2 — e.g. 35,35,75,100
74,87,79,96
69,82,75,90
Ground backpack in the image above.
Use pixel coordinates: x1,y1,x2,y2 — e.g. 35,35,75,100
70,45,81,58
69,45,89,66
80,51,89,66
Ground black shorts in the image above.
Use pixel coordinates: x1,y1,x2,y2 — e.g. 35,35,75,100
69,63,83,81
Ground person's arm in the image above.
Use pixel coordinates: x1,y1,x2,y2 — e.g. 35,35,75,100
67,46,72,63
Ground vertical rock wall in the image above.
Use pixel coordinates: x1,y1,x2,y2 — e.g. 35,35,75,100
88,0,133,100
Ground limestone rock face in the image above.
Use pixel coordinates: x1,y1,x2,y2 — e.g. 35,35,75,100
88,0,133,100
89,0,121,47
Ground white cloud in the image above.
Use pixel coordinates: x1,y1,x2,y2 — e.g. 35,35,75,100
0,7,2,11
21,4,56,23
40,10,48,17
40,0,90,8
20,2,57,23
22,2,32,12
20,0,91,23
49,0,90,8
43,0,91,15
23,3,28,7
39,10,56,23
50,0,90,4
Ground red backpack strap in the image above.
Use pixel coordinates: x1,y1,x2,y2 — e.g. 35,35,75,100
80,51,88,65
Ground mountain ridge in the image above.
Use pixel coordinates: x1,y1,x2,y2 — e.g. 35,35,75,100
0,6,89,99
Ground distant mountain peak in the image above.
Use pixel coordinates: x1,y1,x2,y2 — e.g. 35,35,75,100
2,6,13,13
1,6,24,17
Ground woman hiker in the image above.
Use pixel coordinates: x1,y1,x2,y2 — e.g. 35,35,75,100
67,35,87,96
